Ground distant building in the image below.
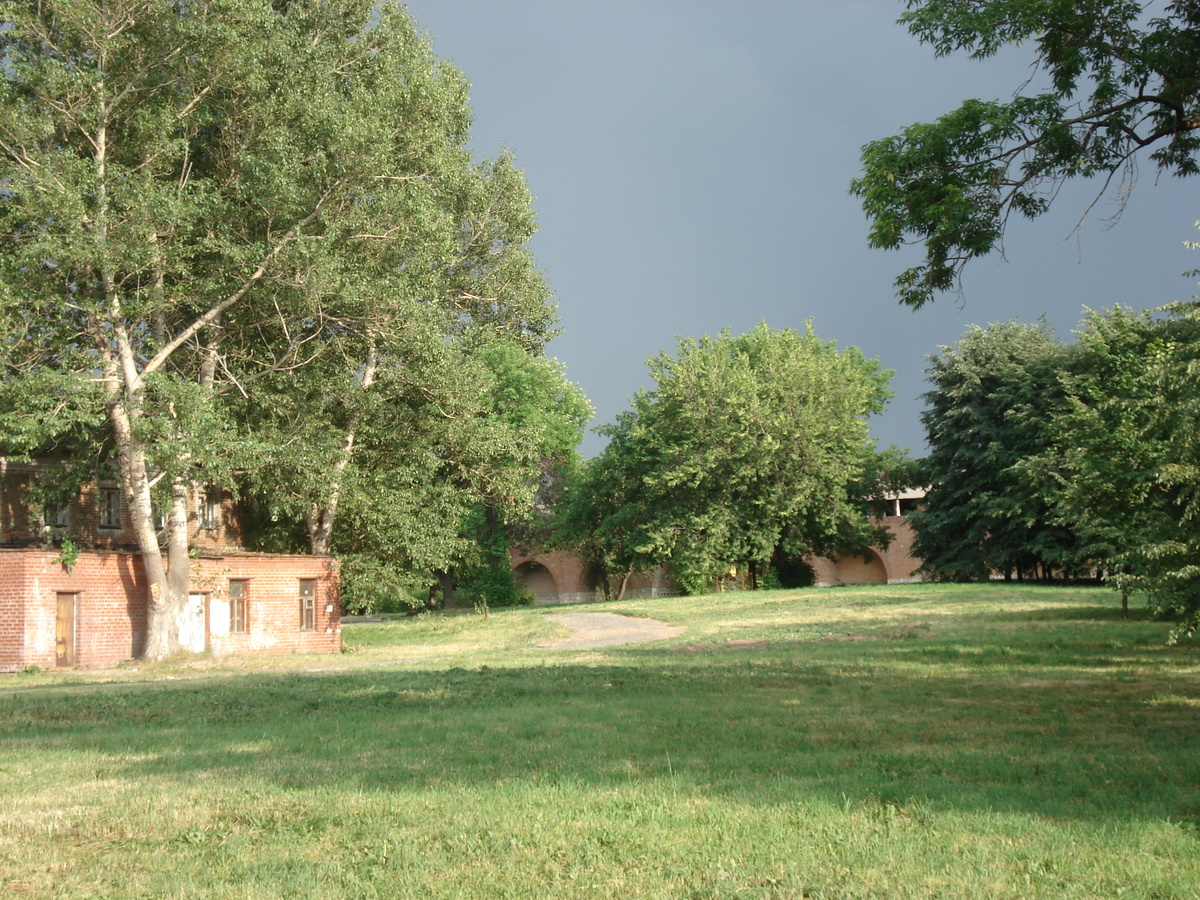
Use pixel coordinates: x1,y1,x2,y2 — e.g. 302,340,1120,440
510,488,928,603
0,459,340,671
509,547,676,605
807,488,926,586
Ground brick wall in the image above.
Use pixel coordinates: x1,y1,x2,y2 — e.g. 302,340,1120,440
509,547,677,604
0,462,249,554
199,554,341,658
508,514,925,601
0,548,340,672
808,514,923,586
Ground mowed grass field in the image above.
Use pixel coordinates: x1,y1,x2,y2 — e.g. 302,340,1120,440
2,583,1199,899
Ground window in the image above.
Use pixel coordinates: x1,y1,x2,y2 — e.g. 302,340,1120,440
98,487,121,529
199,487,220,531
229,580,248,634
43,504,69,529
299,579,316,632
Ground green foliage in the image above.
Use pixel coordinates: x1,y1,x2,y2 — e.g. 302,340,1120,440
0,0,501,652
338,556,427,616
0,1,576,650
459,564,522,608
53,538,80,571
914,320,1084,581
1052,297,1200,636
852,0,1200,307
916,243,1200,629
454,504,537,609
555,322,895,593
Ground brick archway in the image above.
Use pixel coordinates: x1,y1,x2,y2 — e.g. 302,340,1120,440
813,548,888,586
808,507,924,586
508,548,591,605
514,559,559,604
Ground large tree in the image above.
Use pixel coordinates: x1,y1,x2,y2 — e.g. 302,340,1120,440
234,152,562,565
1052,298,1200,633
851,0,1200,308
914,320,1083,581
0,0,555,658
554,323,895,594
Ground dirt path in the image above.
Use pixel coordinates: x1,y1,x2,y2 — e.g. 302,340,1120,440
541,612,685,650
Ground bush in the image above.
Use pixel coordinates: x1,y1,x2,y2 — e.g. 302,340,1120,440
457,563,532,608
338,557,427,615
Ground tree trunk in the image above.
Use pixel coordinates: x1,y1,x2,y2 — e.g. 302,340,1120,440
615,565,634,603
108,397,190,661
437,569,457,609
91,64,189,662
306,335,378,556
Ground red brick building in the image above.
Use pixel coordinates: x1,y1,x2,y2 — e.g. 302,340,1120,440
807,488,925,586
0,460,340,671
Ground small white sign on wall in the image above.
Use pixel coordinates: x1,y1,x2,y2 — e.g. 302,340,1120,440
210,598,230,636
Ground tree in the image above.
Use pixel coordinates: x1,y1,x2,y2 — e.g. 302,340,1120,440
452,342,593,607
851,0,1200,308
1052,298,1200,634
913,320,1083,581
234,148,563,562
554,323,895,594
0,1,556,657
245,336,591,612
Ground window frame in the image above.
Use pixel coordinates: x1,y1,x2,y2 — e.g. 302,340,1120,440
98,486,121,530
229,579,248,634
299,579,316,632
198,486,220,531
43,503,69,529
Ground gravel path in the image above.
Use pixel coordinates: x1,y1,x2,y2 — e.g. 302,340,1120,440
541,611,685,650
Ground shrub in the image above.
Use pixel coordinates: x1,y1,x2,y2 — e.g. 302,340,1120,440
338,557,426,615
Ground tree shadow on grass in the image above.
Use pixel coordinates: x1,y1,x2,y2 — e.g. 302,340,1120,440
3,645,1198,825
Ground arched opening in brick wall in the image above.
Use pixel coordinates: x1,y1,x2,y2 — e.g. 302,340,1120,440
515,560,559,604
830,549,889,585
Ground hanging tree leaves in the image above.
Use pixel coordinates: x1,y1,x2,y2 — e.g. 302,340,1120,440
851,0,1200,308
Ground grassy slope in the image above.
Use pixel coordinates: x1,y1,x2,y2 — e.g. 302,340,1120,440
1,584,1198,899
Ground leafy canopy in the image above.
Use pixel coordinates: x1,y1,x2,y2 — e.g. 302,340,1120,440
913,320,1083,581
852,0,1200,308
0,0,565,653
1052,297,1200,636
555,323,896,594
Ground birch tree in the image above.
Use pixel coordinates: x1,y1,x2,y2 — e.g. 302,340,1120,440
0,0,554,657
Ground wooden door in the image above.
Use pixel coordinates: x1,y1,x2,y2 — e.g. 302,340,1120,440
55,592,76,667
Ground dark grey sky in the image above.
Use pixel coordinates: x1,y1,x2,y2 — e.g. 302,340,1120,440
405,1,1197,458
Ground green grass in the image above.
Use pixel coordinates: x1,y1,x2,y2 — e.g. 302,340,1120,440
2,584,1199,898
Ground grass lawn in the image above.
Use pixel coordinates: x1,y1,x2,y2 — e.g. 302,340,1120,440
2,583,1199,898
